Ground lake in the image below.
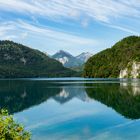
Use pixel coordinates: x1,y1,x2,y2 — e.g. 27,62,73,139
0,78,140,140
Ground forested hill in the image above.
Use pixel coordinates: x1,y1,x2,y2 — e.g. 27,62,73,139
0,40,77,78
84,36,140,78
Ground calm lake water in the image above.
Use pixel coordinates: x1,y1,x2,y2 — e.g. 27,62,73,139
0,78,140,140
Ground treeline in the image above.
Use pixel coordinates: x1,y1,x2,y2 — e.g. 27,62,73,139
0,40,79,78
84,36,140,78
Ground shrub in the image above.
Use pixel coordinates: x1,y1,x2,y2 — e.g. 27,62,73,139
0,109,30,140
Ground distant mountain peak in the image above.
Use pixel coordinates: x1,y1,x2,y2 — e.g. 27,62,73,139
55,50,73,57
76,52,93,62
0,40,76,78
51,50,93,68
52,50,82,67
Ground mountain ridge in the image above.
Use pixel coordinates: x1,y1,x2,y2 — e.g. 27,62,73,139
84,36,140,78
76,52,93,62
52,50,92,68
0,40,78,78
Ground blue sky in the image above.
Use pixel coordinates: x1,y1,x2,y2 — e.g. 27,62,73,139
0,0,139,55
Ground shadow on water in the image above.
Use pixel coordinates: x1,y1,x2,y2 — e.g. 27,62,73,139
85,81,140,119
0,80,61,114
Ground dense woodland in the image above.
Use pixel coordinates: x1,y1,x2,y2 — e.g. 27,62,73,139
0,40,78,78
84,36,140,78
1,36,140,78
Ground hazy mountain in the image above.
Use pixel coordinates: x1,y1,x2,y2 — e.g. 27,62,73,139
52,50,82,68
0,40,77,78
76,52,93,62
43,52,51,57
52,50,92,68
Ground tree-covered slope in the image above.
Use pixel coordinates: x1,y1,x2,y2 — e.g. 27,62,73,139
0,40,77,78
84,36,140,78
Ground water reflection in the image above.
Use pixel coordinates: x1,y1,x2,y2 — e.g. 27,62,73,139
0,79,140,120
120,82,140,95
0,80,61,113
85,81,140,119
53,86,90,104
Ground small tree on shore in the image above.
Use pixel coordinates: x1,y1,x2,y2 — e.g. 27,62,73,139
0,109,30,140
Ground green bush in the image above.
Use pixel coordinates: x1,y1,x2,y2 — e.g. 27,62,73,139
0,109,30,140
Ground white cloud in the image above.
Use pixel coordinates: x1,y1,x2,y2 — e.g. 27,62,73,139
0,20,98,46
0,23,18,40
21,32,28,39
81,18,90,27
0,0,140,22
0,0,139,55
106,24,140,35
19,20,97,45
0,0,139,34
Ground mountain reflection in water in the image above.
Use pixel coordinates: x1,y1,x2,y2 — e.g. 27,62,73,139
0,79,140,120
86,81,140,119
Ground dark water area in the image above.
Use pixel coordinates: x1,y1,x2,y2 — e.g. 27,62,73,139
0,78,140,140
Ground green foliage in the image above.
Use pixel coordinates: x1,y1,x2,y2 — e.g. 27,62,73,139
0,40,78,78
0,109,30,140
84,36,140,78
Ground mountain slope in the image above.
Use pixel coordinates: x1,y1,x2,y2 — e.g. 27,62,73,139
0,40,77,78
76,52,92,62
52,50,82,68
84,36,140,78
